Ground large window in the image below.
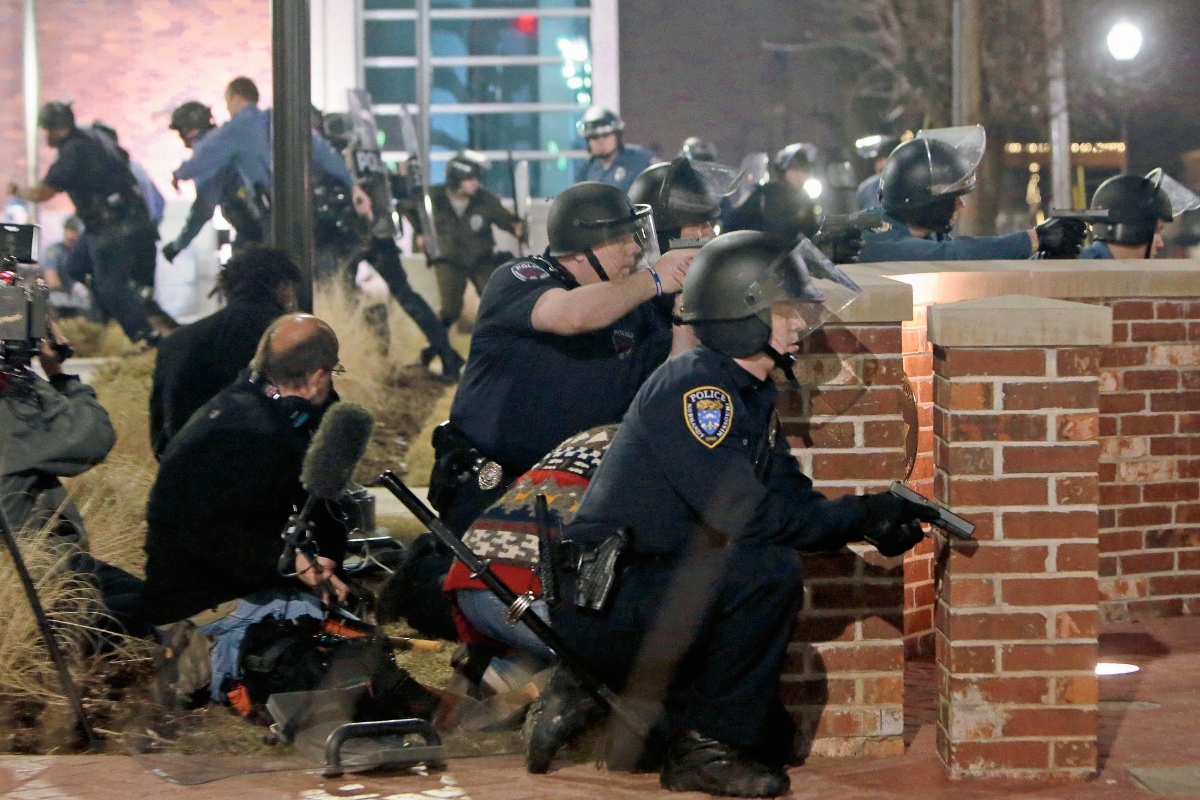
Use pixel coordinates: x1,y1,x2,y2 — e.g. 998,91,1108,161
363,0,606,196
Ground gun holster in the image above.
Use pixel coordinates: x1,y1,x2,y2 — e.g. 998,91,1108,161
558,527,629,612
427,421,510,517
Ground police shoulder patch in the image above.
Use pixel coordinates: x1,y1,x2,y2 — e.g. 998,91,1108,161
511,261,549,281
683,386,733,449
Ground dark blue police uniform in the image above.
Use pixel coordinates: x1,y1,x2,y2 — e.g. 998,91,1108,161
856,173,882,211
445,256,671,532
43,127,158,342
859,214,1033,262
553,345,876,755
575,146,654,192
1080,241,1114,259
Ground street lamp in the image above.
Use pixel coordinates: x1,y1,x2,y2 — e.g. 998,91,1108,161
1107,21,1143,62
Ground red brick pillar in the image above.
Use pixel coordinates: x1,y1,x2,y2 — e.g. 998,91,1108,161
928,297,1111,779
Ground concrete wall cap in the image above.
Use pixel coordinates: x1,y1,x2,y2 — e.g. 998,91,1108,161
928,294,1113,347
835,268,914,323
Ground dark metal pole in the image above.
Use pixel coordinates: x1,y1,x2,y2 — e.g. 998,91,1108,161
271,0,314,312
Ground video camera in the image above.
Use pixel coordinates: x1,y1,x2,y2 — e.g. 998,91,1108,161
0,223,69,371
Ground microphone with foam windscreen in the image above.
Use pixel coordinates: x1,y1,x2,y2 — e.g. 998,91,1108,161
278,401,375,577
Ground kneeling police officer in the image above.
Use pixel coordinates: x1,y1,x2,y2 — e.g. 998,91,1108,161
1081,168,1200,260
529,232,940,796
859,125,1086,262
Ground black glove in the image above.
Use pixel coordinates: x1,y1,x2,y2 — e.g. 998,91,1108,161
857,493,941,557
162,242,181,263
1034,218,1087,260
812,228,866,264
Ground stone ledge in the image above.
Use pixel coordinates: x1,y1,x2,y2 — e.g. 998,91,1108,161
852,260,1200,306
838,269,915,324
928,296,1113,348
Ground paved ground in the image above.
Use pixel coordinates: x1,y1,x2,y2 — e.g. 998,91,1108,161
2,616,1196,799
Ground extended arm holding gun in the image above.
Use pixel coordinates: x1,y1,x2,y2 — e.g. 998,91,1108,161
888,481,975,539
812,209,884,263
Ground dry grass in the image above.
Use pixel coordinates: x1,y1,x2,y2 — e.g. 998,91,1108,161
0,286,454,735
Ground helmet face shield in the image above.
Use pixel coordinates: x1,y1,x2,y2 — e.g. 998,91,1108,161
744,238,862,340
916,125,986,196
732,153,770,207
1148,169,1200,219
584,204,661,271
662,159,743,218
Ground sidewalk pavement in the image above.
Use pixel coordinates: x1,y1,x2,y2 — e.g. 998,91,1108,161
1,615,1195,799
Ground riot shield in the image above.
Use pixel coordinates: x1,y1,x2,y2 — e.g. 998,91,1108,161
394,102,441,259
344,89,397,241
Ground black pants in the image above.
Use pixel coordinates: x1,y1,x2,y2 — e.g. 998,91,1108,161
552,544,804,752
84,228,157,342
65,552,151,644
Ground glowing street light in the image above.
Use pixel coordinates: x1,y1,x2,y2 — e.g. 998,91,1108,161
1107,21,1143,62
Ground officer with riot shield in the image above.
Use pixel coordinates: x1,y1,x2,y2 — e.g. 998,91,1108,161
724,142,821,244
317,97,464,378
8,102,164,346
1081,168,1200,259
527,232,940,795
574,107,654,192
858,125,1087,262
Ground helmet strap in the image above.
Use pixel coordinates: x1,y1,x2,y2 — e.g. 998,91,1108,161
763,344,799,388
1145,240,1154,259
584,248,610,282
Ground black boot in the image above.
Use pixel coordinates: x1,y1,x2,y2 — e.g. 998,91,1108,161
660,729,789,797
525,666,606,773
438,347,465,383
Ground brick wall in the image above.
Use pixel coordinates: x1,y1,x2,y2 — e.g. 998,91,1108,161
903,306,937,657
782,321,910,757
1087,297,1200,621
1,0,272,212
930,311,1103,779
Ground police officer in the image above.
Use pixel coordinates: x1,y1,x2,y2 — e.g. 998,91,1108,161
314,112,463,377
627,157,739,253
527,231,939,796
853,133,900,212
163,102,224,261
169,78,356,255
724,142,820,244
1081,168,1200,259
425,151,525,333
8,101,163,346
858,125,1087,262
574,107,654,192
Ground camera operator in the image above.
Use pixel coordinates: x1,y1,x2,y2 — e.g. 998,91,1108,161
141,313,348,701
41,216,92,317
149,245,301,459
8,102,163,347
0,306,144,637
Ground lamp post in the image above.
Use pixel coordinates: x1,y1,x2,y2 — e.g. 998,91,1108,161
1107,21,1142,170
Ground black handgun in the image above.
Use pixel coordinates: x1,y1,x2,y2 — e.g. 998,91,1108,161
1048,209,1112,224
889,481,975,539
818,208,886,235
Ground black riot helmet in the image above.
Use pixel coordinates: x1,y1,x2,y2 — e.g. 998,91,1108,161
879,125,986,234
680,136,718,162
546,181,659,280
1089,171,1178,246
855,134,901,161
678,231,861,366
37,101,75,131
772,143,818,178
627,158,741,248
169,101,215,135
577,106,624,142
322,112,353,150
445,150,489,190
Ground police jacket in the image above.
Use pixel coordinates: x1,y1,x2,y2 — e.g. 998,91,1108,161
724,182,819,244
568,346,872,555
449,256,672,474
43,127,151,234
142,375,345,625
575,146,654,192
858,215,1033,262
0,372,115,543
175,104,272,191
425,185,520,269
149,292,290,459
856,174,883,212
